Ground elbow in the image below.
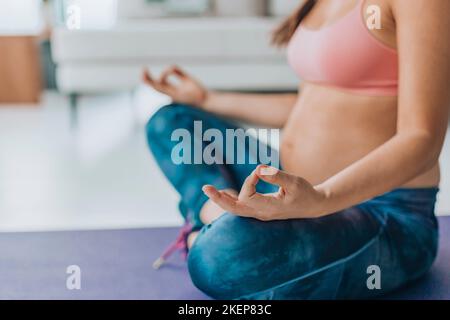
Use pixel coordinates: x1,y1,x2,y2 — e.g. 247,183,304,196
399,130,443,172
421,136,443,171
422,155,440,173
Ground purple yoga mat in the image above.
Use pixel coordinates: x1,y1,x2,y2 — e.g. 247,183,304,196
0,228,208,300
0,217,449,300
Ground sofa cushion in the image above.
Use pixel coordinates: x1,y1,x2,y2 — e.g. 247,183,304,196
56,62,298,92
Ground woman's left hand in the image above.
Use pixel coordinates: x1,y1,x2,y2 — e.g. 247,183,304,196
202,165,329,221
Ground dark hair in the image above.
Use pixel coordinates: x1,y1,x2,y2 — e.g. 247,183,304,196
272,0,317,47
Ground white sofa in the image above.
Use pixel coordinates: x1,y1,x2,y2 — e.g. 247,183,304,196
52,18,297,93
51,1,299,125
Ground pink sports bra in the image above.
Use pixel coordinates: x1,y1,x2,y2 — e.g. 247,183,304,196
287,0,398,96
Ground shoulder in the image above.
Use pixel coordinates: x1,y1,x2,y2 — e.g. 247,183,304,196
390,0,450,46
390,0,449,21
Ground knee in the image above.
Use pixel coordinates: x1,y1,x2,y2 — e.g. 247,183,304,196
187,214,263,299
145,103,195,147
187,224,237,299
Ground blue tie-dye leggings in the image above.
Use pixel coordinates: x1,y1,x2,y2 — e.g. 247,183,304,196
146,103,439,300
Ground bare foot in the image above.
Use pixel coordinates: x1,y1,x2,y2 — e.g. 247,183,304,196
187,231,199,249
200,189,238,224
187,189,238,249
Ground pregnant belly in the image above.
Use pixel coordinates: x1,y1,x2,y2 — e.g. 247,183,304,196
280,128,392,185
279,84,440,187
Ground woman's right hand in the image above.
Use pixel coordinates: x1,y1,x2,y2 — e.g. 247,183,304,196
142,65,209,108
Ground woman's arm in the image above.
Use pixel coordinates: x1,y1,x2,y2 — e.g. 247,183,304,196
202,91,297,127
202,0,450,220
143,66,297,128
315,0,450,215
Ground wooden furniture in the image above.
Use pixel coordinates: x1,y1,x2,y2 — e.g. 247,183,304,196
0,36,42,104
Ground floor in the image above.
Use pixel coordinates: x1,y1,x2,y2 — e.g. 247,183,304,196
2,218,449,299
0,88,184,232
0,89,449,233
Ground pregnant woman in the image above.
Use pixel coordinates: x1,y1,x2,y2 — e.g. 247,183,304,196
144,0,450,299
